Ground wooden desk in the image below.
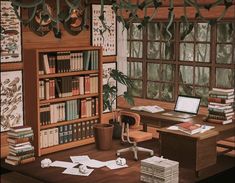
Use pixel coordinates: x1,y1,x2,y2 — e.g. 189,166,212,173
126,109,235,176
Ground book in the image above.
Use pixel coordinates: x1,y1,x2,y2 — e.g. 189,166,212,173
9,126,32,133
208,97,234,104
131,105,165,113
7,137,32,144
177,122,202,135
20,157,35,164
211,88,234,93
206,118,233,125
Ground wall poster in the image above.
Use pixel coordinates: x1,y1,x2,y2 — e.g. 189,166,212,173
1,70,24,132
1,0,22,63
92,4,116,56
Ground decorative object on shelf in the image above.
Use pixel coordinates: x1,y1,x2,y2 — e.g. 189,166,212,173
0,70,24,132
91,4,116,56
9,0,89,38
1,1,22,63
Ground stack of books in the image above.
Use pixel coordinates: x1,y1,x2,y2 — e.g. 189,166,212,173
177,122,202,135
206,88,234,125
141,156,179,183
5,126,35,166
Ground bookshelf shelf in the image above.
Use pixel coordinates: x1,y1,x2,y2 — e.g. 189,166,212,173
40,137,95,155
40,116,99,130
38,70,99,79
40,93,99,104
24,46,103,156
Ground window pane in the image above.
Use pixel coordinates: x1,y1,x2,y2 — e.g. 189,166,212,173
162,23,175,41
217,23,234,43
216,44,232,64
179,66,193,84
147,42,160,59
162,64,174,81
127,41,130,57
147,63,160,81
127,62,142,79
195,67,210,86
179,85,193,96
161,42,174,60
195,87,209,106
131,41,143,58
216,68,234,88
131,23,142,39
148,23,161,40
161,83,174,101
195,23,210,42
129,80,143,97
195,43,210,62
179,43,194,61
180,23,194,41
147,82,160,99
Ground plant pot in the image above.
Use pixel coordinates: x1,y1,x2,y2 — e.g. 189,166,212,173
109,120,122,139
93,124,114,150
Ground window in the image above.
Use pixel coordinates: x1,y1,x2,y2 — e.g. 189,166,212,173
127,21,235,106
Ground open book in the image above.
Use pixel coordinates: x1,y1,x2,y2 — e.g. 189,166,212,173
131,105,164,113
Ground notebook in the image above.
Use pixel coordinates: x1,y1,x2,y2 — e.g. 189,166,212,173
162,95,201,119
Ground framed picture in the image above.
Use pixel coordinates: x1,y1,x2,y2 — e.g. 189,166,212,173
0,0,22,63
103,62,117,113
1,70,24,132
91,4,116,56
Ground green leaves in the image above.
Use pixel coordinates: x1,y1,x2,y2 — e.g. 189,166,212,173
110,69,133,88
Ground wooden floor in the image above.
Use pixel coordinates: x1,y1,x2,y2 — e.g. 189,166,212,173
1,139,235,183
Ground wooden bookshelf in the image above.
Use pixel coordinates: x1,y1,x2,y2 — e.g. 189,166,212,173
24,46,103,156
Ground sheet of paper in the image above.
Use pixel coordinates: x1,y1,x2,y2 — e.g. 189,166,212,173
85,159,106,168
200,125,215,133
167,126,179,130
62,167,94,176
50,161,78,168
105,160,128,170
70,155,90,164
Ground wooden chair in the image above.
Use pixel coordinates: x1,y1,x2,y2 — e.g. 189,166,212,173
116,111,154,160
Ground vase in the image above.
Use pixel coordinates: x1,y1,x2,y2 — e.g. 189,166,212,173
109,120,122,139
93,124,114,150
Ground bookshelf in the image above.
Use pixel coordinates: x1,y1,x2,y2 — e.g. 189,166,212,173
23,47,103,156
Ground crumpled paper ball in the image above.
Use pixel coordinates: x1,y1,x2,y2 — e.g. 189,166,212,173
79,164,89,174
116,157,126,166
41,158,52,168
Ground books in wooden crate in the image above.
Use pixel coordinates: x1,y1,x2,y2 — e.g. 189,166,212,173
177,122,202,135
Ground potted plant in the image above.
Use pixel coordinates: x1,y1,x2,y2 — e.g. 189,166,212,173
103,69,134,139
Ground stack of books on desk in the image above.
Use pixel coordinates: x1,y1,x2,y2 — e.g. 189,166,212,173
177,122,202,135
141,156,179,183
206,88,234,125
5,126,35,166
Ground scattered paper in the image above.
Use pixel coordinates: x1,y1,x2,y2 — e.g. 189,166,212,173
200,125,215,133
105,160,128,170
62,167,94,176
50,161,78,168
85,159,106,168
70,155,90,164
167,126,179,130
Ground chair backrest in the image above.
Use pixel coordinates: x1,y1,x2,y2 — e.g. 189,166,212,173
118,111,140,129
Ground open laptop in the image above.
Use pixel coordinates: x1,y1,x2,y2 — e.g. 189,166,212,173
162,95,201,119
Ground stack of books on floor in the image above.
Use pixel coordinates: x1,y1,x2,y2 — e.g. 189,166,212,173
5,126,35,166
141,156,179,183
177,122,202,135
206,88,234,125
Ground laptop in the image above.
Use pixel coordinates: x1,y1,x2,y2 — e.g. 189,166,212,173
162,95,201,119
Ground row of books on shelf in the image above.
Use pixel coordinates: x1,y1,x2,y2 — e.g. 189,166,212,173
39,50,99,75
40,97,99,125
40,120,98,148
39,74,98,100
5,126,35,166
206,88,234,125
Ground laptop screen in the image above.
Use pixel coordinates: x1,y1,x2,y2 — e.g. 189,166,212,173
174,95,201,114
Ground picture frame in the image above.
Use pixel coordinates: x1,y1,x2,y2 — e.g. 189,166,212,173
0,0,22,63
91,4,116,56
1,70,24,132
102,62,117,113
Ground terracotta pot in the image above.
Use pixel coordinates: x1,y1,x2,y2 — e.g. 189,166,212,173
93,124,114,150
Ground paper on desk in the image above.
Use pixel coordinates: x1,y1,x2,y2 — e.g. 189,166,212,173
200,125,215,133
85,159,106,168
105,160,128,170
167,126,179,130
50,161,78,168
70,155,90,164
62,167,94,176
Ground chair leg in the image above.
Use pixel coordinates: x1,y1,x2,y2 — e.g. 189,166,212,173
136,146,154,156
116,147,133,156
